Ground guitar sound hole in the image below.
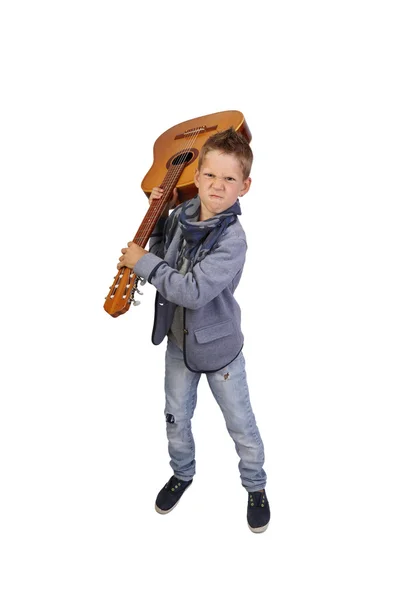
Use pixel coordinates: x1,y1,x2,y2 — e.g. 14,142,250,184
166,148,198,170
172,152,193,166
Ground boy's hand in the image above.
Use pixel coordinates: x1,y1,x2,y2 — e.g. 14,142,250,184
149,186,179,217
117,242,148,270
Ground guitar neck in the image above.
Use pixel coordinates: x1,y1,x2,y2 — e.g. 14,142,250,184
133,162,186,248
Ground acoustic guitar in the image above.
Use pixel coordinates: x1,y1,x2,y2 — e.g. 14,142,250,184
103,110,251,317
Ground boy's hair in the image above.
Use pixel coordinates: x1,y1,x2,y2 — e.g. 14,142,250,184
197,127,253,179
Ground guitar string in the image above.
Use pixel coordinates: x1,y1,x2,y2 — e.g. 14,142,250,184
140,128,199,238
132,132,196,247
155,128,199,212
135,128,201,245
160,129,198,200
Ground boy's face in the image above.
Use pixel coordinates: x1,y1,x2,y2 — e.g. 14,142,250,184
194,150,251,221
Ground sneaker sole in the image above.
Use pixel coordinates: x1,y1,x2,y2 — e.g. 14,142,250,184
248,522,269,533
154,499,181,515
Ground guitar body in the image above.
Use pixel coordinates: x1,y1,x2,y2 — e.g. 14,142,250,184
104,110,251,318
141,110,251,203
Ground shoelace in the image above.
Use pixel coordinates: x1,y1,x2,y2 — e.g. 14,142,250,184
248,491,266,509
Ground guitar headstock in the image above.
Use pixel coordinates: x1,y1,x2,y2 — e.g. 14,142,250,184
104,268,142,317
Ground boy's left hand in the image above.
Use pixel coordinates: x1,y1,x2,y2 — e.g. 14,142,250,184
117,242,148,270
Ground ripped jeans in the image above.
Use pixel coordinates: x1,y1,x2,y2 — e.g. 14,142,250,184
164,338,267,492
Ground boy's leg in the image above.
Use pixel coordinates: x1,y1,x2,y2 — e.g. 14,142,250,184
164,338,201,481
206,351,267,492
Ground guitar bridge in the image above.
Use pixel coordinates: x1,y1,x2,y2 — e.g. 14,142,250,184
175,125,217,140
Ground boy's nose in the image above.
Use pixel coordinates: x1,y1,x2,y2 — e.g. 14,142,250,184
212,177,224,190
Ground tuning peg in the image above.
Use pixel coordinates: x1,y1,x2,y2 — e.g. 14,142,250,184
132,300,141,306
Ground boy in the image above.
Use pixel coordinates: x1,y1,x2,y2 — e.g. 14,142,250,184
117,128,270,533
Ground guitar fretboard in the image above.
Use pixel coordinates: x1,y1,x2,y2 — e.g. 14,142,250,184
133,159,189,247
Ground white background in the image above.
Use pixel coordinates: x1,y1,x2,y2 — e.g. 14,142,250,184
1,1,399,598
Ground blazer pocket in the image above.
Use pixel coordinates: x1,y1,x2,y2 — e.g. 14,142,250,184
194,319,234,344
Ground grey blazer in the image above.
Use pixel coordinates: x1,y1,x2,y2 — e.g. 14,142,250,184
134,201,247,372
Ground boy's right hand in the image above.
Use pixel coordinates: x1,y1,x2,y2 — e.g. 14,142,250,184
149,186,179,217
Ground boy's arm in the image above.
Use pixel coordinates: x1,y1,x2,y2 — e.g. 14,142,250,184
134,233,247,310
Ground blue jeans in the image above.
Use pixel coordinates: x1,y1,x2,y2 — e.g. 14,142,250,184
164,338,267,492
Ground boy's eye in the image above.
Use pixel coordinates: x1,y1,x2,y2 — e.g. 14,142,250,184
203,173,235,181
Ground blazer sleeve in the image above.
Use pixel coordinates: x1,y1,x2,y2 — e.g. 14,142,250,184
148,216,168,258
134,233,247,310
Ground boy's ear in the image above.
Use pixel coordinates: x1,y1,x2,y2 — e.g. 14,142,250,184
240,177,252,197
194,169,200,188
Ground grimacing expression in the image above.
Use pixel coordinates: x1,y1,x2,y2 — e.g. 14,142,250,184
194,150,251,220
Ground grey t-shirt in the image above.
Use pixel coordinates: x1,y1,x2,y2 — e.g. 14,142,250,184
168,240,189,350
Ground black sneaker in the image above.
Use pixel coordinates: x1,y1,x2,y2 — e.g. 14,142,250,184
155,475,193,514
247,490,270,533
